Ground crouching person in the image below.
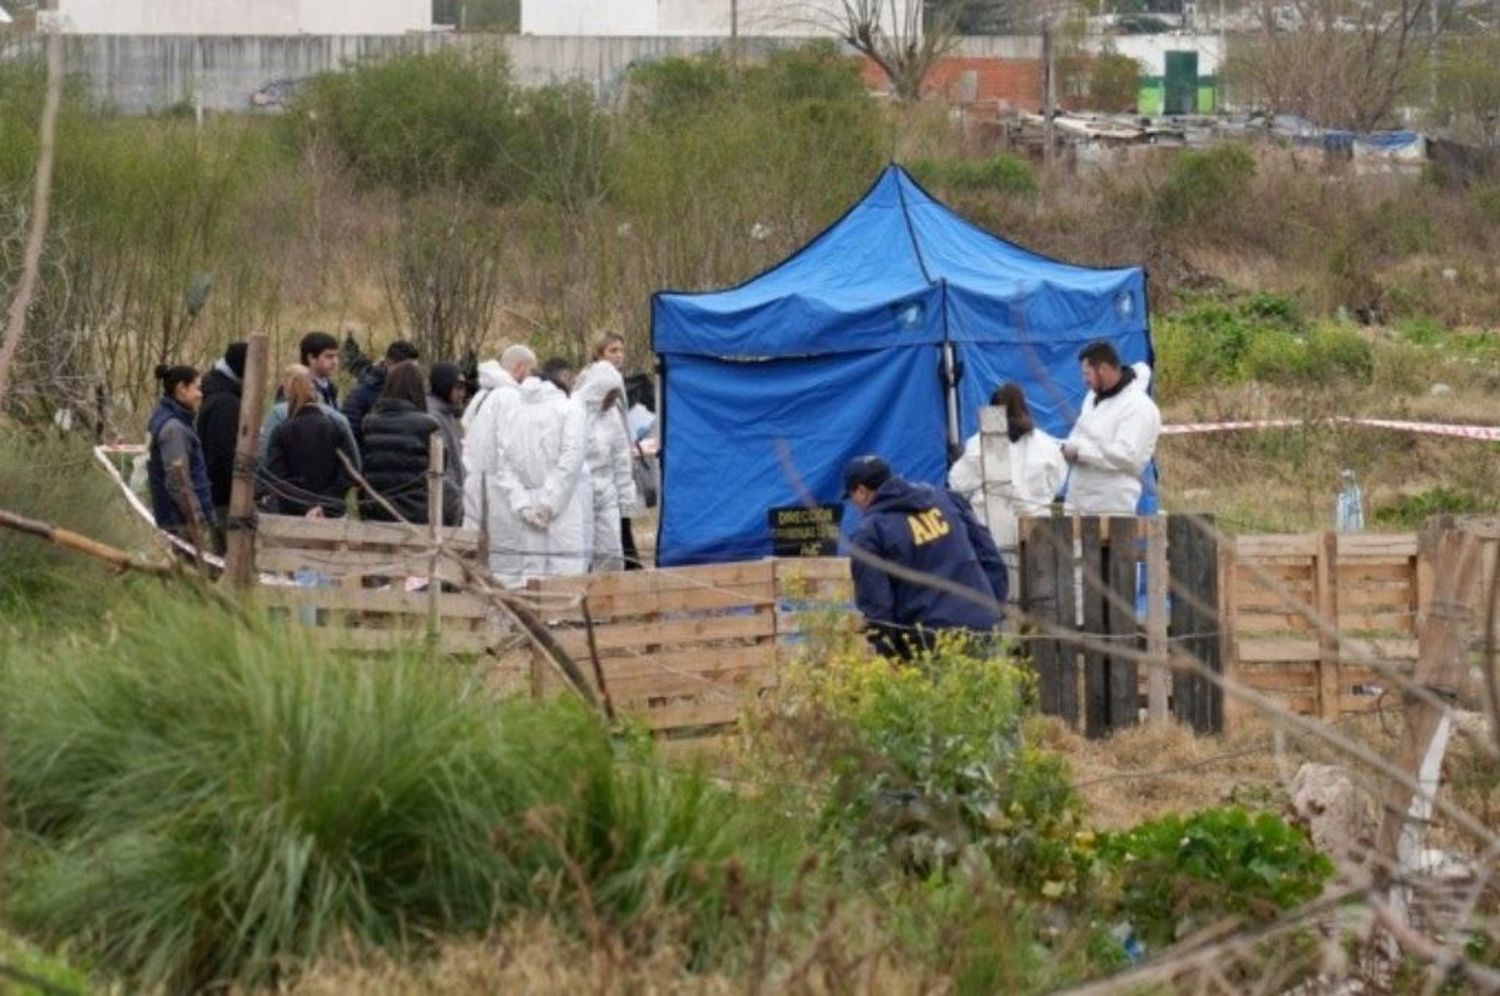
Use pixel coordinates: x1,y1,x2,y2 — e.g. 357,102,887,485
844,455,1007,660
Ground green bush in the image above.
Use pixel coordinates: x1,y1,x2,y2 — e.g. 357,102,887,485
0,435,147,614
1373,485,1497,528
908,154,1040,199
1087,51,1142,113
2,596,799,991
1099,807,1333,946
756,641,1085,893
1304,324,1374,381
291,49,524,200
1156,144,1257,229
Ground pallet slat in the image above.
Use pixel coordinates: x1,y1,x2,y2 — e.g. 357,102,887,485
259,587,491,619
258,514,481,549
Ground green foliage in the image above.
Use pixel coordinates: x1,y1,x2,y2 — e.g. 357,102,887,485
1156,144,1257,229
756,643,1085,894
908,154,1040,199
1434,34,1500,148
1152,294,1382,397
2,596,799,991
1473,181,1500,225
0,435,147,615
1087,51,1142,113
1372,485,1497,528
291,49,524,200
0,931,92,994
1099,807,1333,946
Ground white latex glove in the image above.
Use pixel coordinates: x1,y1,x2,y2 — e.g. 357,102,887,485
1062,441,1079,463
519,506,551,530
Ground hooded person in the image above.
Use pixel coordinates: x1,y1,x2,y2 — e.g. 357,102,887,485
844,455,1006,660
343,339,419,449
948,382,1066,550
490,375,589,587
426,361,467,526
463,344,535,530
195,341,247,532
263,364,356,518
571,360,639,573
1062,341,1161,516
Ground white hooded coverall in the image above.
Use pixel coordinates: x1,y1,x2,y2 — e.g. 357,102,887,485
948,426,1067,550
1063,362,1161,516
490,378,590,587
572,361,639,573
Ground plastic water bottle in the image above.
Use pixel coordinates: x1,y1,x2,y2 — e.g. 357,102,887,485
1335,469,1364,534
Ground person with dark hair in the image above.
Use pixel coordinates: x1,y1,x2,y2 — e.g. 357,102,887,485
1063,339,1161,515
358,361,457,524
195,341,247,543
540,356,575,394
426,361,467,526
298,331,341,407
343,339,420,448
948,381,1066,550
147,363,217,540
263,365,355,518
844,455,1006,660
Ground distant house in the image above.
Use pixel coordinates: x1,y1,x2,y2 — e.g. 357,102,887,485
55,0,432,34
520,0,919,37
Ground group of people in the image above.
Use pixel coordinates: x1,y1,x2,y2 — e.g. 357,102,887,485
847,339,1162,658
145,330,645,589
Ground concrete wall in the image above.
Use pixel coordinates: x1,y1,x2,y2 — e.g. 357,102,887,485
57,0,431,36
1,31,1217,115
521,0,920,37
1105,33,1222,76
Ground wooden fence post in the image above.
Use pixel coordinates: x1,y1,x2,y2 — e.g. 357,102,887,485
426,432,444,650
1081,517,1110,738
1146,516,1170,723
1107,517,1141,732
1377,516,1482,928
223,332,268,589
1168,514,1223,734
1020,515,1078,727
1315,531,1341,720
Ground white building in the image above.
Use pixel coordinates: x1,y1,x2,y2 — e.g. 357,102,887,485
521,0,919,37
56,0,432,35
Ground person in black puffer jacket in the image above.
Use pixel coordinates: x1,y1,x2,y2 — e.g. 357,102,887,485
358,360,454,524
264,365,356,518
343,339,419,449
195,341,246,534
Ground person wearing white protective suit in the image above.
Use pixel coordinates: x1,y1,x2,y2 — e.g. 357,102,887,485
491,375,590,586
1062,340,1161,516
948,382,1066,551
462,344,535,532
572,360,639,573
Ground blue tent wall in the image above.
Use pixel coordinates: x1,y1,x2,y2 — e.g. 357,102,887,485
652,165,1155,566
658,348,950,564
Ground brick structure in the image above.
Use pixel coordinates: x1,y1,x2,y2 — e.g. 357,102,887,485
860,56,1044,109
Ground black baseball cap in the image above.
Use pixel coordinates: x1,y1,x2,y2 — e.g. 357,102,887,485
842,454,891,497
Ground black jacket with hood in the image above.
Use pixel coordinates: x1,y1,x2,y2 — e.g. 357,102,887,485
195,363,243,509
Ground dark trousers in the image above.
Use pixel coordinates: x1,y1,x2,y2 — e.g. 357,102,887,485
621,516,643,570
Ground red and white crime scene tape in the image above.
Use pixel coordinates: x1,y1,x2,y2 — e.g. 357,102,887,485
1160,416,1500,441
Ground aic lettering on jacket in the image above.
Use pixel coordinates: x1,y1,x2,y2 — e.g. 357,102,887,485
906,507,951,545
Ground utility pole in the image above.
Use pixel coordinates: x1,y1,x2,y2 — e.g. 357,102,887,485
730,0,740,72
1042,14,1056,167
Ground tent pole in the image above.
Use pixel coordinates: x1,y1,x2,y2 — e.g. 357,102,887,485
942,341,961,463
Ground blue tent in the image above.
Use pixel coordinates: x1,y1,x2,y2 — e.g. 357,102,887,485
651,164,1153,567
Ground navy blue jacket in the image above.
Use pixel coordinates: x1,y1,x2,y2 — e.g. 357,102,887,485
341,363,387,449
147,397,217,532
848,477,1007,658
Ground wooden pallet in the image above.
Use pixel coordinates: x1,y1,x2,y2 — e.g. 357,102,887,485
528,562,780,736
254,514,500,657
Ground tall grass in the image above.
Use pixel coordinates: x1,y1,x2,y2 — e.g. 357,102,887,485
1,595,801,991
